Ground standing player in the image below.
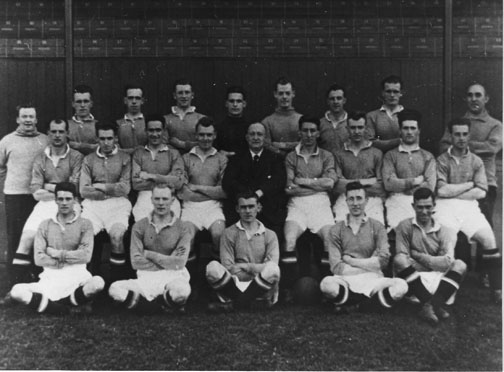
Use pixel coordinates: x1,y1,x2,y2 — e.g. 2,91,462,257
206,191,280,312
131,114,185,221
320,182,408,312
116,84,147,154
10,119,83,287
435,118,501,303
394,188,466,325
68,84,99,155
179,117,227,260
80,122,132,282
215,85,249,158
9,182,104,314
108,184,191,313
382,109,436,230
262,77,302,157
333,111,385,224
366,75,405,153
164,78,205,154
319,84,349,156
0,104,48,291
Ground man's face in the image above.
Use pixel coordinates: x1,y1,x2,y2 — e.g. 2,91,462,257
450,124,470,151
246,123,265,152
56,190,75,216
124,88,144,115
400,120,420,145
225,92,246,117
196,125,216,151
274,83,295,110
346,188,368,217
173,84,193,109
299,121,319,147
466,84,488,115
151,187,173,217
97,129,116,155
347,118,366,143
146,120,164,147
16,107,37,134
72,92,93,118
48,121,68,148
236,197,260,223
412,197,435,225
382,82,402,107
327,89,346,114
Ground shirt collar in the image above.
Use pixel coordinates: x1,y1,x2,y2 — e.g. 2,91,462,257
96,145,119,158
51,212,79,227
123,113,144,121
274,107,296,115
412,217,441,233
148,211,177,232
44,144,71,159
235,220,266,240
144,144,169,153
324,110,348,126
72,113,95,124
343,141,373,152
464,109,490,122
379,105,404,115
189,146,218,160
295,143,320,156
344,214,369,226
398,142,421,153
249,149,264,158
447,145,470,159
171,106,196,119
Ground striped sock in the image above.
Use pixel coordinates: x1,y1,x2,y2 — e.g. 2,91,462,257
431,271,463,307
60,286,89,307
28,292,68,315
235,274,273,308
397,266,431,303
483,249,502,290
12,253,31,266
110,252,126,266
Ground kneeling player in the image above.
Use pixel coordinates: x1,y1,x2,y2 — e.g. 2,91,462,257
108,184,191,313
206,192,280,312
320,182,407,311
394,187,467,325
10,182,104,314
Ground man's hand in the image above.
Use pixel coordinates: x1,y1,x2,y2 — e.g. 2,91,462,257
413,175,425,186
92,183,107,192
139,171,153,181
46,247,61,259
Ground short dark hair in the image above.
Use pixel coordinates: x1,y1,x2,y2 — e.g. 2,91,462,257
55,181,77,197
16,104,36,117
298,115,320,130
123,84,144,97
235,190,259,204
274,76,294,91
144,114,166,129
380,75,403,90
447,117,471,133
152,182,174,195
347,111,367,122
195,116,215,132
95,121,118,137
73,84,93,97
466,82,487,96
345,181,367,196
173,78,192,92
48,119,69,132
413,187,435,203
398,109,422,129
326,84,346,98
226,85,247,101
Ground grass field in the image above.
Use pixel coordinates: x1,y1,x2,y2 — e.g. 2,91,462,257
0,270,501,371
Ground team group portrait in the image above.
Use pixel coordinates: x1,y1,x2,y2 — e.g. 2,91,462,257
0,0,502,370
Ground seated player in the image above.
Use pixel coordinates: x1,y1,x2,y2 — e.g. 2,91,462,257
394,188,466,325
206,191,280,312
179,117,227,261
131,114,185,221
320,182,408,312
80,122,132,282
10,182,104,314
10,119,83,286
333,111,385,224
382,109,436,230
108,184,191,313
435,118,501,303
282,116,337,271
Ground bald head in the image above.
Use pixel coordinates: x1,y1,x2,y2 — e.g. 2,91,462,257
466,83,489,115
246,122,266,152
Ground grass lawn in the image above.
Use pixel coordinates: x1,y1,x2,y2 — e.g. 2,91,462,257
0,271,501,371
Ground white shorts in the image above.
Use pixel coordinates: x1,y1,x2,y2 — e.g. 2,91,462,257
21,264,91,301
132,190,181,221
81,197,132,235
286,194,334,233
435,199,490,240
333,272,395,297
406,271,456,305
131,268,190,301
23,200,81,232
181,200,225,230
333,194,385,224
222,275,279,305
385,193,415,230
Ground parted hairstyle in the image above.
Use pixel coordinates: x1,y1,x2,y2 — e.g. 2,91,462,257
398,109,422,129
413,187,435,203
345,181,368,196
380,75,403,90
55,181,77,197
447,117,471,133
144,114,166,129
48,119,69,132
226,85,247,100
195,116,215,132
95,121,119,137
298,115,320,130
325,83,346,98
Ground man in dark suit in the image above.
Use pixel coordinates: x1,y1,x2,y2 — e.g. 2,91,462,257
222,122,287,243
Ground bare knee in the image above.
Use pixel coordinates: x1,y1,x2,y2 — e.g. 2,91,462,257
261,262,280,283
109,224,126,246
388,278,408,300
451,259,467,275
206,260,226,283
167,281,191,305
84,276,105,296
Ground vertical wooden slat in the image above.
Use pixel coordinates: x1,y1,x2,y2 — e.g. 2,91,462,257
64,0,73,118
444,0,453,125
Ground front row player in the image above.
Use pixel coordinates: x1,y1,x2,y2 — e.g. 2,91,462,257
10,182,105,314
320,182,408,311
206,191,280,312
108,184,191,313
394,187,467,325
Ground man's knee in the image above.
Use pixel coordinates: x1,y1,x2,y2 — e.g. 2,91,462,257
109,224,127,245
84,276,105,296
10,283,31,304
206,260,226,283
393,253,410,272
320,275,347,302
167,280,191,305
261,262,280,283
108,281,129,302
451,259,467,275
388,278,408,300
